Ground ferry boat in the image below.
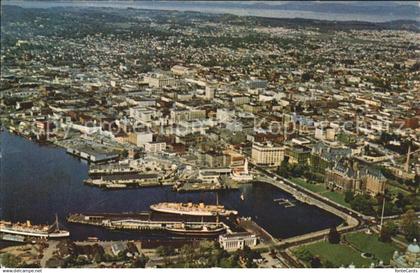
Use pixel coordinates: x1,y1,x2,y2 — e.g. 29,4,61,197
0,216,70,239
150,202,238,216
165,223,226,236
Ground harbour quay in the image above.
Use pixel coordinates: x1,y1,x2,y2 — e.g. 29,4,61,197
66,146,119,163
67,212,235,237
84,173,166,189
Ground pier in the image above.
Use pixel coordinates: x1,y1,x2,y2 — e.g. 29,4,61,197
237,217,278,245
273,198,295,208
67,213,233,237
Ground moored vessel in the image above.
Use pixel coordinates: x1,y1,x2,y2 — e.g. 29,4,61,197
150,202,238,216
0,216,70,240
165,223,226,236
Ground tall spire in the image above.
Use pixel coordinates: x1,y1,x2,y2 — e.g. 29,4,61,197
405,145,411,172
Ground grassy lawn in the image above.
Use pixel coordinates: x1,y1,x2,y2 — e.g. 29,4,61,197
289,177,351,208
387,184,410,196
295,241,371,268
290,178,325,193
344,232,399,265
320,191,350,208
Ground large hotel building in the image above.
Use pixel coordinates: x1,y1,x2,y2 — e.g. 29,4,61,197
251,142,284,166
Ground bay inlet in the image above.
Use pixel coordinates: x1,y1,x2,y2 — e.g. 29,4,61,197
0,131,342,241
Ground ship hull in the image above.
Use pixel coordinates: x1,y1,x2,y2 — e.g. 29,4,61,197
0,228,70,238
151,207,215,216
165,227,226,236
150,203,237,217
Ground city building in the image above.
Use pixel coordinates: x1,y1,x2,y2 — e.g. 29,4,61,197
391,239,419,268
219,232,258,250
128,131,153,147
144,142,166,153
251,142,284,166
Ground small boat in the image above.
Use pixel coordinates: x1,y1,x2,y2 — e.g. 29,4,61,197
240,193,245,201
87,236,99,242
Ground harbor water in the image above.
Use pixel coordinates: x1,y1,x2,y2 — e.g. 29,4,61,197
0,131,342,242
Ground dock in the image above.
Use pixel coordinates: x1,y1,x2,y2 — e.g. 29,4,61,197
67,212,233,237
273,198,295,208
83,173,175,189
237,217,278,245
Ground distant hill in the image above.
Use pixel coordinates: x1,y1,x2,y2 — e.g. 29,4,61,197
249,2,419,17
2,3,419,33
252,16,420,32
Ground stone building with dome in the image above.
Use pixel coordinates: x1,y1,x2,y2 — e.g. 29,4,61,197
391,239,420,268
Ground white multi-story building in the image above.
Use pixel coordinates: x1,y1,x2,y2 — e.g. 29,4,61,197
170,109,206,123
251,142,284,166
205,86,215,100
246,79,267,89
144,73,178,88
144,142,166,153
171,65,191,76
128,131,153,147
219,232,258,251
232,96,250,105
129,107,162,125
216,109,235,123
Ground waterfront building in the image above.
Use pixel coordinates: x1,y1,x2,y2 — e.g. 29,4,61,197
219,232,258,250
251,142,284,166
325,164,360,192
204,151,228,168
231,159,253,182
325,159,386,195
224,149,246,168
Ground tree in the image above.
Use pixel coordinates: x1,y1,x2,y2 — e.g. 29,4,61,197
405,222,419,242
395,193,409,209
328,226,341,244
277,160,290,177
156,246,175,257
94,253,102,264
294,248,312,262
310,256,322,268
219,257,238,268
180,244,194,261
344,191,354,203
301,72,312,82
132,254,148,268
400,209,419,242
350,195,375,216
400,209,416,234
0,253,22,268
380,222,398,242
